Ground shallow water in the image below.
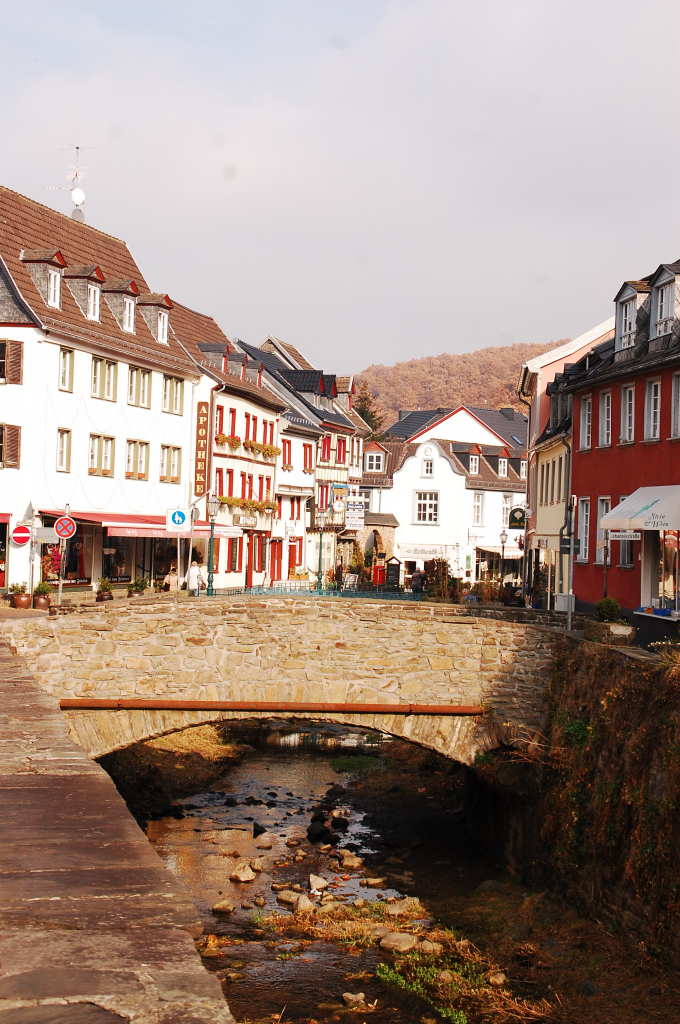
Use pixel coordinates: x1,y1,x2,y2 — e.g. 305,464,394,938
146,726,484,1022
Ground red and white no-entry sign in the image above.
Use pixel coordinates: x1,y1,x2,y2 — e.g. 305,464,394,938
54,516,77,540
11,525,31,546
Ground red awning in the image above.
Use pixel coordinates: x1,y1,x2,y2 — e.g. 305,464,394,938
39,509,241,539
0,514,10,524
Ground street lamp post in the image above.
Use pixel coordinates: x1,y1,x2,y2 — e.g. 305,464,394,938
206,494,220,597
316,508,327,592
500,529,508,587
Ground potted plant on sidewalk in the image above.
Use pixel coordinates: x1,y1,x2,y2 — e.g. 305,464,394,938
8,583,31,609
128,577,150,598
33,581,52,610
96,577,114,602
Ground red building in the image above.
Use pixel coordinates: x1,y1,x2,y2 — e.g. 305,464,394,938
558,260,680,617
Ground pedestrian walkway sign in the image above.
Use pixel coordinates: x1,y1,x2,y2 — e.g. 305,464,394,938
166,508,190,531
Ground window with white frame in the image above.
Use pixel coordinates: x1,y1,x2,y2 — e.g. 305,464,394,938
123,296,135,333
128,367,151,408
47,269,61,309
86,283,100,321
160,445,181,482
578,497,590,560
472,492,483,526
673,375,680,438
56,429,71,472
162,376,183,415
621,298,636,348
520,459,527,479
599,391,611,446
621,385,635,442
88,434,115,477
91,358,117,401
91,358,100,398
365,452,383,472
157,310,169,345
498,457,507,477
596,497,611,564
102,436,113,475
469,454,479,475
125,439,149,480
656,281,674,337
580,396,592,449
416,491,439,523
502,494,511,527
58,348,73,392
423,459,433,476
645,379,661,439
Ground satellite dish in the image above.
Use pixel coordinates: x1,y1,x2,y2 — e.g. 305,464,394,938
71,187,86,206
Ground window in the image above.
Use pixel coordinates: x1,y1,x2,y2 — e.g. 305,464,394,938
645,379,661,439
123,296,135,333
228,408,237,435
416,491,439,523
539,463,545,505
258,475,264,501
578,498,590,560
599,392,611,446
550,460,556,503
365,451,383,472
215,405,224,436
56,429,71,472
423,459,433,476
241,472,247,498
318,484,329,509
520,459,527,480
619,495,634,566
621,298,635,348
160,445,181,482
621,385,635,441
86,283,100,321
247,474,253,499
303,444,313,471
502,494,511,527
47,269,61,309
336,437,347,464
157,310,169,345
215,467,223,495
321,436,331,461
91,358,117,400
125,440,149,480
88,434,115,477
498,457,507,478
656,282,674,336
673,376,680,438
557,456,563,502
472,492,483,526
596,497,611,564
580,396,592,449
469,454,479,475
59,348,73,392
0,424,21,468
252,417,257,442
128,368,152,408
244,413,251,440
227,537,243,572
282,439,292,465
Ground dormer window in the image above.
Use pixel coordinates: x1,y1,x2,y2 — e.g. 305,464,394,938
520,460,527,479
498,457,507,477
469,454,479,475
87,283,100,321
365,452,383,472
656,281,674,337
47,269,61,309
123,296,135,333
621,298,635,348
158,310,169,345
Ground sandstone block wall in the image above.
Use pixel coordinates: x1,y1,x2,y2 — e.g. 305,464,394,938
0,597,556,763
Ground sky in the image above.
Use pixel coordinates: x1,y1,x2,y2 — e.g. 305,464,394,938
1,0,679,373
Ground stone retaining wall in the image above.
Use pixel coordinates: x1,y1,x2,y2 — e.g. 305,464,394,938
0,596,557,762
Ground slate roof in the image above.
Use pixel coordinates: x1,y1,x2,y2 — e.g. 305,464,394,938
259,336,315,370
278,369,326,393
0,185,195,376
361,441,419,486
385,408,452,440
364,512,399,528
431,439,526,492
467,406,528,446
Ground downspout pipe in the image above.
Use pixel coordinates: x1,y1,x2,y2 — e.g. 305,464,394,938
517,385,532,603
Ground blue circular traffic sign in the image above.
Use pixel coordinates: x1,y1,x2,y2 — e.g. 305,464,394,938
171,510,187,526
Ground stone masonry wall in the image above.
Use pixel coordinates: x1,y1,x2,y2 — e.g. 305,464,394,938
0,596,557,763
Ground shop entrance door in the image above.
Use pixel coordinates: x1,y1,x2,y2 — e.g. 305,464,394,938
288,542,297,579
271,540,282,581
246,533,254,588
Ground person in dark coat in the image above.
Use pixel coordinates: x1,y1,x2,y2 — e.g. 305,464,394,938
410,568,424,598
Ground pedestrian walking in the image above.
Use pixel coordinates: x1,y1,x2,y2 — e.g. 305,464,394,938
185,560,203,597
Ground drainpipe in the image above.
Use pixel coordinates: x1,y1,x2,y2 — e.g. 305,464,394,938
558,434,571,595
517,387,532,603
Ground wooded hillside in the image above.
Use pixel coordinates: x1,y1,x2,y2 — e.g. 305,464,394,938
357,341,563,424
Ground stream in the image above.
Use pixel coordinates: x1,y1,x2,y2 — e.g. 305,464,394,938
143,722,496,1023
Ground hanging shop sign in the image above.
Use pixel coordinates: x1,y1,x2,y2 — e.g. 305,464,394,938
344,500,365,530
194,402,210,497
508,507,526,529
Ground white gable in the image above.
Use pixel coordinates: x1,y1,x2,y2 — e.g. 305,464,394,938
411,408,504,445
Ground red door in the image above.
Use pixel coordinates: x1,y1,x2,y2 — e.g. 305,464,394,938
271,540,282,581
288,542,297,579
246,533,254,588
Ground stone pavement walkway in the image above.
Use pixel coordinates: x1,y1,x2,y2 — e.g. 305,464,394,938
0,642,234,1024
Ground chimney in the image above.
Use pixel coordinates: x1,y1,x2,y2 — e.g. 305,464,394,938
397,410,411,420
500,407,515,420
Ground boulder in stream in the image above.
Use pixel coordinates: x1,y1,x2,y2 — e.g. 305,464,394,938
380,932,418,953
250,858,266,872
212,898,235,914
276,890,299,906
342,992,366,1008
309,873,329,891
230,859,256,883
293,894,315,914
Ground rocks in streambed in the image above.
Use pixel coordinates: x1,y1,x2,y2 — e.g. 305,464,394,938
276,890,300,906
488,972,507,987
380,932,418,953
212,898,235,914
230,859,256,883
294,894,315,914
253,821,267,837
337,849,363,869
360,877,387,888
342,992,366,1008
250,857,266,872
475,879,512,894
254,896,266,907
437,970,454,984
309,873,328,891
256,837,273,849
417,940,443,954
307,821,329,841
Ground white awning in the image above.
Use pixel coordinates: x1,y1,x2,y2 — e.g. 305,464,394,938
599,486,680,530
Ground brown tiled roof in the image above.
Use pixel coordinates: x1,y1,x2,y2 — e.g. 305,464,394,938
335,375,352,391
431,439,526,491
279,340,314,370
362,441,418,485
0,185,194,375
172,302,286,412
345,406,371,437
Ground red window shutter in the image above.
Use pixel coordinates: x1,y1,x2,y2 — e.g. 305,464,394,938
277,497,282,519
252,417,257,442
241,472,246,498
258,476,264,501
245,413,250,440
269,421,274,444
266,476,271,496
215,406,224,435
6,342,23,385
227,468,234,497
248,475,253,498
229,408,236,435
237,537,243,572
3,424,21,468
216,468,224,495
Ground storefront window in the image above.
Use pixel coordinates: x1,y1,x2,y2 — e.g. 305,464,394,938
153,538,181,581
0,523,6,589
63,526,94,585
102,537,133,583
660,531,679,610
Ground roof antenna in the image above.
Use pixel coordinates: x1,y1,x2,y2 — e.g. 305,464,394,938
46,112,93,222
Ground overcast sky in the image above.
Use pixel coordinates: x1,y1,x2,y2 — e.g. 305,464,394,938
1,1,679,373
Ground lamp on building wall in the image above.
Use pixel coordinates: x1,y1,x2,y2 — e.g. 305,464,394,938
206,494,220,596
316,507,327,592
500,529,508,585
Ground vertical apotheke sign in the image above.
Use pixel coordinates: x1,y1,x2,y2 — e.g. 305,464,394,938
194,401,210,497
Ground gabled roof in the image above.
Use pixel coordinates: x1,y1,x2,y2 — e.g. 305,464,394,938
361,441,418,486
385,408,452,440
259,335,315,370
465,406,528,446
278,368,327,393
520,318,615,378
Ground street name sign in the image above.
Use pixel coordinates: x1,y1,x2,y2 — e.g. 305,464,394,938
609,531,641,541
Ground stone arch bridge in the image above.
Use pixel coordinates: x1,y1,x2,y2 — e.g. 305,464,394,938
0,596,558,764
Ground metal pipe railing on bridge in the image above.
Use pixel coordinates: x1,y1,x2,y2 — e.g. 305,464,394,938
60,698,485,714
